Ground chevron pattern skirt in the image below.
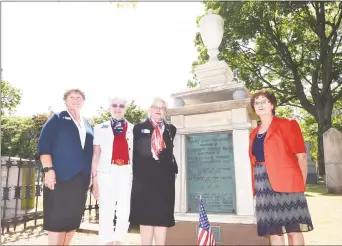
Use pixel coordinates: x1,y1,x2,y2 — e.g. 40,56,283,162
254,164,314,237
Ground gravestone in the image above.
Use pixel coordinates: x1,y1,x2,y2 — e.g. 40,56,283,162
305,142,318,184
323,128,342,194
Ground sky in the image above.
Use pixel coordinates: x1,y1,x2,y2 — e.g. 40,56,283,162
2,2,205,117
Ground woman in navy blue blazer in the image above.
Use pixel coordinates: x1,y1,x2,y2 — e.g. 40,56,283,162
37,89,94,245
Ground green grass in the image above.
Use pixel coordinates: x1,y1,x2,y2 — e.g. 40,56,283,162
303,177,342,245
305,176,339,197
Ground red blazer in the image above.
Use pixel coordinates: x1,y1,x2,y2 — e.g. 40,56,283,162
249,117,306,195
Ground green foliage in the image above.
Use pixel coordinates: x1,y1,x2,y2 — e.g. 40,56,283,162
279,101,342,164
1,116,35,158
91,107,110,126
1,101,147,158
31,113,51,132
275,106,295,119
193,2,341,113
1,113,50,159
125,101,148,124
332,99,342,132
192,2,342,175
300,110,318,161
1,80,22,115
92,100,147,126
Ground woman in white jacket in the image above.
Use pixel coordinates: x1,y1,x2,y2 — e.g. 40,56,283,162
91,97,134,245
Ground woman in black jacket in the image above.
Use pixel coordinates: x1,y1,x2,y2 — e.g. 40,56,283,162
129,97,177,245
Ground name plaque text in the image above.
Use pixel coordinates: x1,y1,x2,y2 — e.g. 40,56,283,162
186,132,236,213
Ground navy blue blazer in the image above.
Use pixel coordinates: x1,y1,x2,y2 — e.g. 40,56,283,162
37,111,94,182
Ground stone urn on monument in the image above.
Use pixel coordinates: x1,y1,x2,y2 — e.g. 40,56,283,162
166,9,264,245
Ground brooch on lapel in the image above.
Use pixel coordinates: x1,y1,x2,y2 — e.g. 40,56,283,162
141,129,150,133
63,116,71,120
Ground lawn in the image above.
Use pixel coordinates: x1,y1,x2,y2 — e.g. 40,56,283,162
302,178,342,245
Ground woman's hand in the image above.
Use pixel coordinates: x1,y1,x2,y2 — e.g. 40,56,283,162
92,177,99,200
44,170,56,190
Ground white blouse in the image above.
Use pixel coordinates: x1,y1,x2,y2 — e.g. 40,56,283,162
67,110,86,149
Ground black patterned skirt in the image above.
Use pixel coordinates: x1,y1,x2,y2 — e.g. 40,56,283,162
254,164,314,237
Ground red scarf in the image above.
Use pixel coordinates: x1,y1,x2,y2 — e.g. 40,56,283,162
111,122,129,165
150,119,165,160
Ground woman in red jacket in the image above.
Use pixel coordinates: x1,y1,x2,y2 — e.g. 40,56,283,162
249,89,314,245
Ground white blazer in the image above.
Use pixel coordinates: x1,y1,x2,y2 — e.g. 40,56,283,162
93,120,134,173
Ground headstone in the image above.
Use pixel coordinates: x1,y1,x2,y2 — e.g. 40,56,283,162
305,142,318,184
323,128,342,194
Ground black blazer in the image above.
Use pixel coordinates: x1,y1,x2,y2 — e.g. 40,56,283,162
133,119,178,174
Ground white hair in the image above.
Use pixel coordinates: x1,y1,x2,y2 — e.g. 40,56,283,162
108,96,129,107
150,97,168,109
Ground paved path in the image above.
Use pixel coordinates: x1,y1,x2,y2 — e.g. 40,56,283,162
1,223,140,245
1,194,341,245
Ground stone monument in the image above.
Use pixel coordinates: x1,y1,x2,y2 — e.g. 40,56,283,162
166,9,267,245
323,128,342,194
305,141,318,184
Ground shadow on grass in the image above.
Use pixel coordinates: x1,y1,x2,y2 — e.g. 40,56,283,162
305,177,341,197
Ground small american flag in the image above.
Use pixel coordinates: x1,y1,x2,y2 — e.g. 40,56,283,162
197,198,216,246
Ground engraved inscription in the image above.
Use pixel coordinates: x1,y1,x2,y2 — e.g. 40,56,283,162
186,132,236,213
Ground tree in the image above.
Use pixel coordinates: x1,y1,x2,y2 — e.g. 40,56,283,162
92,101,147,125
1,113,51,159
31,113,51,144
1,80,22,115
192,2,342,175
298,100,342,163
125,101,148,124
1,116,36,158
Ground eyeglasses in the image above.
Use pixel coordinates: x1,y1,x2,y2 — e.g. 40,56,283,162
254,100,270,106
111,103,126,109
151,105,166,111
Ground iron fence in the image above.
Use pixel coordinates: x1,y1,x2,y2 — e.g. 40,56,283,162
1,156,99,234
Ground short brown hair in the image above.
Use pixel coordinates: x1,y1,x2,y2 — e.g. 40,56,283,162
63,89,85,101
250,89,277,115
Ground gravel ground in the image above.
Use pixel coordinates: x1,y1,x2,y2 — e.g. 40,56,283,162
1,193,341,245
1,222,140,245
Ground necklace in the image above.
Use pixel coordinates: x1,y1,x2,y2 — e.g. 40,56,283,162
257,120,271,138
256,131,267,138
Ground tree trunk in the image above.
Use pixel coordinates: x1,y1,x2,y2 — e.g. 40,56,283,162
316,113,332,176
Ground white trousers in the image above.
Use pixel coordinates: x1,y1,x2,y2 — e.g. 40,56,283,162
97,165,132,244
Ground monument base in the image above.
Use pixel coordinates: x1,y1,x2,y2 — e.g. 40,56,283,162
166,221,269,245
327,186,342,194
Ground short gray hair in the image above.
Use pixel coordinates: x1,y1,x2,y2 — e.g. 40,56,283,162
150,97,168,109
108,96,129,107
